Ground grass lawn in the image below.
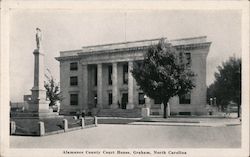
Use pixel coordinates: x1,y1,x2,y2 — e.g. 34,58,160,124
11,116,95,136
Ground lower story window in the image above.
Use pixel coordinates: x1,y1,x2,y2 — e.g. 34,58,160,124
70,76,78,86
70,94,78,106
138,93,145,105
108,93,112,105
179,93,191,104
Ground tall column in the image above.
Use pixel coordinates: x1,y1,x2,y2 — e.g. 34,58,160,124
29,49,50,113
97,63,103,108
127,61,134,109
82,64,88,110
111,62,118,109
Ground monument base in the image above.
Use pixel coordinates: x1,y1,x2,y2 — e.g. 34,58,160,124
14,100,61,119
28,101,50,111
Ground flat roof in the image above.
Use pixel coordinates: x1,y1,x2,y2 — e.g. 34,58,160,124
59,36,209,57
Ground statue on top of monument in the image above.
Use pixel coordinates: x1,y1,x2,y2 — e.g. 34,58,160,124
36,27,42,49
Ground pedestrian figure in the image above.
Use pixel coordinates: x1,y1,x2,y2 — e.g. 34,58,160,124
82,110,85,118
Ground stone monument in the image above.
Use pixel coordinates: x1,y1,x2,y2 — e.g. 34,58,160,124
27,28,58,118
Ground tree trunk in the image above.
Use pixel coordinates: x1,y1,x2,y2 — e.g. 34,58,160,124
163,102,170,118
163,103,167,118
167,102,170,117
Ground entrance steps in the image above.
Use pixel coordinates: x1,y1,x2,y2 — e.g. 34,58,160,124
97,109,142,118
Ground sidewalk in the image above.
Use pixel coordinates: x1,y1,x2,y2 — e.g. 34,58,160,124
97,116,241,127
130,116,241,127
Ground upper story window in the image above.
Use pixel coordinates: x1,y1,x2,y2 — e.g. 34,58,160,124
179,93,191,104
123,64,128,84
108,65,112,85
70,62,78,71
70,76,78,86
70,94,78,106
185,53,191,67
179,52,191,68
138,93,145,105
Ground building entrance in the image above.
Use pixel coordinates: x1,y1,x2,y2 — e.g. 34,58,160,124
121,93,128,109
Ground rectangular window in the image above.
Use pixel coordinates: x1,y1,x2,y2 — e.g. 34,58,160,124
70,76,78,86
179,52,191,67
94,66,97,86
108,65,112,85
179,93,191,104
108,93,112,105
179,52,184,63
123,64,128,84
138,93,145,105
185,53,191,67
70,62,78,71
70,94,78,105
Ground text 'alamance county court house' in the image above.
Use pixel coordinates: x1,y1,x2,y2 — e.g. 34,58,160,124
55,36,211,116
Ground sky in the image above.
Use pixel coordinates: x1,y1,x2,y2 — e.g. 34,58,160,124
10,9,241,102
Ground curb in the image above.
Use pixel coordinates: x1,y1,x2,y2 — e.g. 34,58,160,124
43,124,97,136
97,117,142,120
128,122,241,127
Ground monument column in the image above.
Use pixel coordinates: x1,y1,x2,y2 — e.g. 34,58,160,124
30,50,49,112
111,62,118,109
28,28,51,115
127,61,134,109
97,63,103,108
82,64,88,110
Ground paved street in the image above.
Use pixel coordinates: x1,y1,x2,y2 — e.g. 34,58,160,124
10,124,241,148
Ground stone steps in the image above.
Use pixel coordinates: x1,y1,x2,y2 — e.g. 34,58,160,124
97,109,142,118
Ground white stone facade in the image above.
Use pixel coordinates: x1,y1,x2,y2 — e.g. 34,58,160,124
56,36,211,116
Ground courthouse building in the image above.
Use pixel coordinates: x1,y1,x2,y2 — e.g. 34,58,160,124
56,36,211,116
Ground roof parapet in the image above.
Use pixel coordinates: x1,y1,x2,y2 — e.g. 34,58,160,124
59,49,82,57
59,36,209,57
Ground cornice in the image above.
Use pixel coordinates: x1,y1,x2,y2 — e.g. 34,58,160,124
78,42,212,56
175,42,212,51
56,42,212,62
55,56,80,61
77,45,149,56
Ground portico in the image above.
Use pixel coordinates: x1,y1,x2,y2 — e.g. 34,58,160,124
80,61,137,110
